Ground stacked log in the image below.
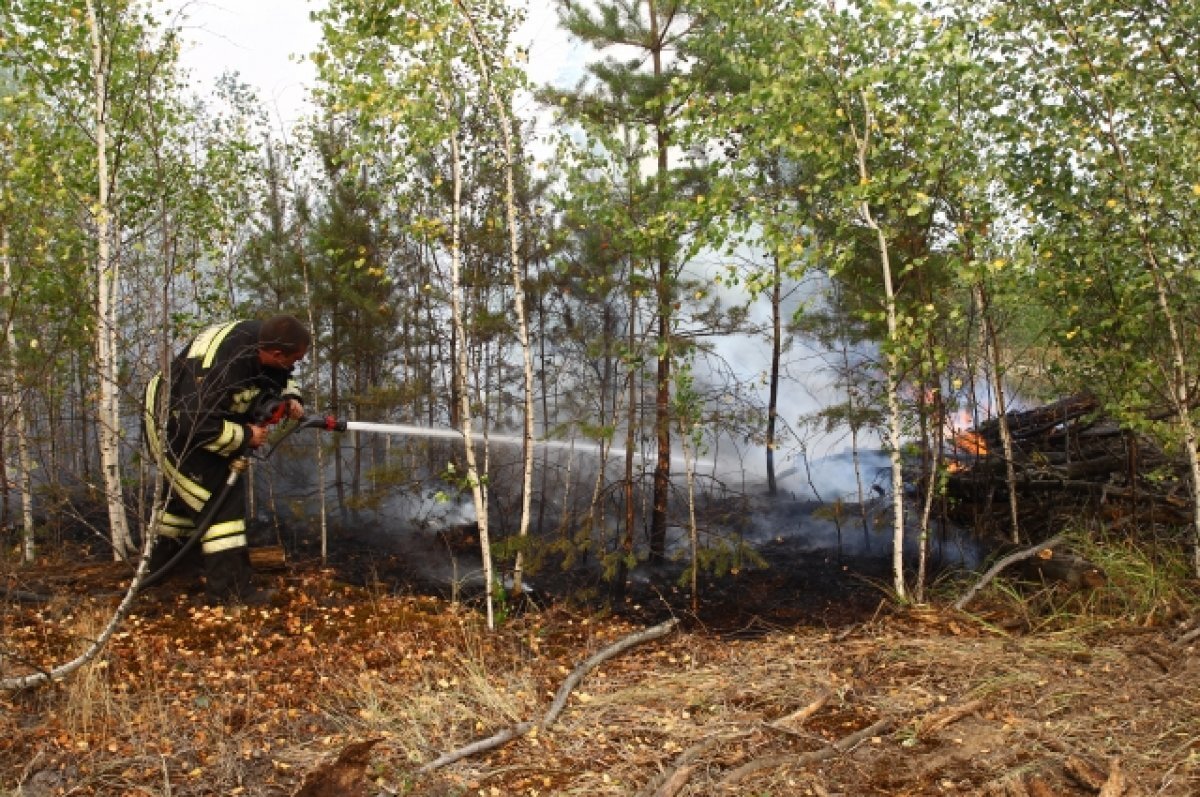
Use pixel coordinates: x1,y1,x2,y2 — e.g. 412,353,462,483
249,545,288,571
944,392,1194,535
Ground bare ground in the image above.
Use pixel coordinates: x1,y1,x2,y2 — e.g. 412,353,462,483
2,547,1198,797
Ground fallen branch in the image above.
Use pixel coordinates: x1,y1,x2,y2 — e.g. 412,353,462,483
1,535,159,691
954,534,1066,611
1098,757,1128,797
638,734,746,797
916,698,985,740
767,687,832,733
717,715,893,791
418,618,679,773
1063,754,1108,791
1173,624,1200,648
1,588,52,605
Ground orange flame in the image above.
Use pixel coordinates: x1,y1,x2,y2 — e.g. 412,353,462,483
946,410,988,460
951,429,988,457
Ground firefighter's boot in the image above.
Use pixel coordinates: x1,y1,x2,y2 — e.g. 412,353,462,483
146,537,203,584
204,547,274,605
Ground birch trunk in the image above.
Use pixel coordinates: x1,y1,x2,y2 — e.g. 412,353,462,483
86,0,134,560
443,96,494,628
851,91,907,601
457,3,535,594
1,228,36,563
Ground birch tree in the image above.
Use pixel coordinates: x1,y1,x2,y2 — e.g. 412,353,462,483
455,0,536,595
314,0,524,627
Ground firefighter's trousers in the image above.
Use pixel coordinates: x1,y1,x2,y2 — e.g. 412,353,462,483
151,445,255,601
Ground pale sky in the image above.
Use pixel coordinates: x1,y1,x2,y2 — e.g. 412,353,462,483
157,0,581,133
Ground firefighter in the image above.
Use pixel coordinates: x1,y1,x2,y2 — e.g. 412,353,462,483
142,315,310,604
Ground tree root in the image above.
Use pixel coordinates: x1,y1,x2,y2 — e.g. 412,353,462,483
418,618,679,773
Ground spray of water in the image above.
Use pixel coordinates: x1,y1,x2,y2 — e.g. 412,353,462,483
341,421,713,470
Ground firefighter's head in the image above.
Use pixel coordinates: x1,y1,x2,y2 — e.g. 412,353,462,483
258,314,310,369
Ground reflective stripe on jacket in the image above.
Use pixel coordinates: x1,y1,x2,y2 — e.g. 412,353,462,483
143,320,303,465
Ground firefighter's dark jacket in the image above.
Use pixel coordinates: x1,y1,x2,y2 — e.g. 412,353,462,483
144,320,303,472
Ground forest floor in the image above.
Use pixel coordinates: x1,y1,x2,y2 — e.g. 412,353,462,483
2,533,1199,797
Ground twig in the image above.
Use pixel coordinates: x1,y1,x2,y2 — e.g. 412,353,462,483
1173,624,1200,647
766,687,833,735
916,698,985,739
638,734,740,797
717,715,893,791
954,534,1066,611
418,618,679,773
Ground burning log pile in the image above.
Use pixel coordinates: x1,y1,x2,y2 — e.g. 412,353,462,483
944,392,1195,535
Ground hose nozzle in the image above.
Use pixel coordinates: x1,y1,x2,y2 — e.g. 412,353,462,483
299,415,346,432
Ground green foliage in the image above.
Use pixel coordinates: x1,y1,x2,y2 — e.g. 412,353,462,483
988,0,1200,426
678,537,768,587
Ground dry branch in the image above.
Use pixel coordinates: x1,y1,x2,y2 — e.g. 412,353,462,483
1098,758,1128,797
418,618,679,773
767,687,832,732
717,715,894,791
638,734,745,797
916,698,985,740
1,539,157,691
1172,624,1200,647
954,534,1066,611
1063,754,1108,791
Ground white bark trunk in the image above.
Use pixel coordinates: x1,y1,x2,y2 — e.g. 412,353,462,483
443,94,494,628
1,229,37,562
86,0,134,560
851,91,907,601
457,5,535,595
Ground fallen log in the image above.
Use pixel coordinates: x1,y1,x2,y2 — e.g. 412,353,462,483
976,392,1099,444
249,545,287,571
945,389,1198,540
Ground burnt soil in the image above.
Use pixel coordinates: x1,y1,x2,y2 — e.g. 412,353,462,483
2,519,1199,796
